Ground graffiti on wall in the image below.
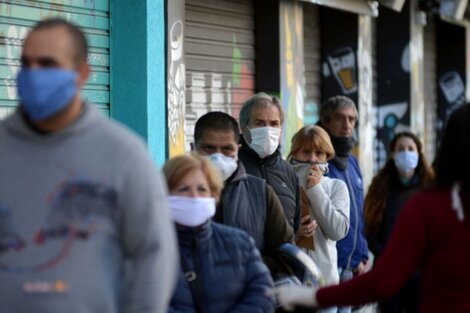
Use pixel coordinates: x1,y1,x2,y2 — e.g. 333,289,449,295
2,25,28,101
184,32,255,151
437,71,464,130
436,19,466,146
375,5,411,172
320,7,358,106
374,43,411,172
280,1,304,153
324,47,358,95
373,102,409,171
167,20,186,157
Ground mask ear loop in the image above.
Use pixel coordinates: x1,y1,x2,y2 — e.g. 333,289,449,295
451,182,465,222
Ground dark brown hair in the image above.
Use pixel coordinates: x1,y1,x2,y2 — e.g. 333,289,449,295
31,18,88,64
365,131,435,236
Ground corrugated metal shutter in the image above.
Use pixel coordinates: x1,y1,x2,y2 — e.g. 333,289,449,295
0,1,110,119
423,17,437,162
303,3,321,125
185,0,255,149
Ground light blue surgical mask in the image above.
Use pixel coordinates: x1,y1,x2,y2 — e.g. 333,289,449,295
394,151,419,173
17,68,78,121
208,153,238,181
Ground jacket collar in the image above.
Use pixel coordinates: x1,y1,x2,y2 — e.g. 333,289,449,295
176,220,212,248
225,160,247,184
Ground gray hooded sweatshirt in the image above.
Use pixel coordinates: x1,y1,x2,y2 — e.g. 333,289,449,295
0,104,178,313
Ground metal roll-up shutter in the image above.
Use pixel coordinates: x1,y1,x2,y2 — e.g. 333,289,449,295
185,0,255,149
0,1,110,119
423,17,437,161
303,3,321,125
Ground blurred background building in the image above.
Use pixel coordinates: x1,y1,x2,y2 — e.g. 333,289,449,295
1,0,469,188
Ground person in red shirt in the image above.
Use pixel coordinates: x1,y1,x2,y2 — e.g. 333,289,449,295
271,104,470,313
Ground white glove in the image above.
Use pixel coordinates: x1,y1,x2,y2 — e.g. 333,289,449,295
269,285,318,311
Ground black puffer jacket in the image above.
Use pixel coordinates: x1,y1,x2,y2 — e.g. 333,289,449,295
239,140,301,232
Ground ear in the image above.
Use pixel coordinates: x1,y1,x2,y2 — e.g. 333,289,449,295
241,127,252,144
76,62,91,88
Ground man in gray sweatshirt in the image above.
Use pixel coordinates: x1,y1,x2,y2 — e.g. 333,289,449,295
0,18,178,313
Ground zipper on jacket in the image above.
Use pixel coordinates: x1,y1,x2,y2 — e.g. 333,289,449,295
261,162,268,180
345,171,359,270
191,232,203,310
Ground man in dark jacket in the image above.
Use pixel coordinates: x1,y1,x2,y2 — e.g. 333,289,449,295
319,95,369,313
238,93,310,237
194,112,294,274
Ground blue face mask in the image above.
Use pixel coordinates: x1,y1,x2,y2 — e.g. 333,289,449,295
16,68,78,121
394,151,419,173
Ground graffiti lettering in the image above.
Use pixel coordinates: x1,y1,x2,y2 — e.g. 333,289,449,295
167,20,186,156
4,26,28,100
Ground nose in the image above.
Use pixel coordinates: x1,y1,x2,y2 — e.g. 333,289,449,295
309,153,318,163
188,189,199,198
343,118,353,129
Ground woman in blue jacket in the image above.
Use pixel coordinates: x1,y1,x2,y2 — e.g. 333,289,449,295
163,153,274,313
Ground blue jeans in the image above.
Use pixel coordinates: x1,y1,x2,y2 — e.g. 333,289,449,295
336,267,354,313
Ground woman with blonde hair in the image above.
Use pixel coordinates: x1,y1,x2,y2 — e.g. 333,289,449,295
164,153,274,313
287,125,349,310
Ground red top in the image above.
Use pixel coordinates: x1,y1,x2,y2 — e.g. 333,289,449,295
317,189,470,312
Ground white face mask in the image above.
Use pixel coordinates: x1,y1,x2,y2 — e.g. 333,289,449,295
394,151,419,173
168,196,216,227
209,153,238,181
247,127,281,158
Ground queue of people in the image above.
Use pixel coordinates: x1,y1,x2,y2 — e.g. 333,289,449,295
2,17,470,313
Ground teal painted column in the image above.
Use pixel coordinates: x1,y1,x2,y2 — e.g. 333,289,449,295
110,0,167,165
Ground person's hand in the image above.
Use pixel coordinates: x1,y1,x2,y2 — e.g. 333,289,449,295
267,285,318,311
307,165,322,188
353,260,368,276
297,216,317,239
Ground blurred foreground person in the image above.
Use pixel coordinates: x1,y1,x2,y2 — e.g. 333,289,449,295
365,132,434,313
0,19,177,312
164,154,274,313
271,104,470,312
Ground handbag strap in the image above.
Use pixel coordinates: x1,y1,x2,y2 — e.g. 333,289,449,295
180,254,203,313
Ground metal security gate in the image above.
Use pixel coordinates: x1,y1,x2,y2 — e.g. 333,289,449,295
0,1,110,119
303,2,321,125
423,17,437,162
184,0,255,150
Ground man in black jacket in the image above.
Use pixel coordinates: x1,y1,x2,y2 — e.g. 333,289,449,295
194,111,294,272
238,93,311,236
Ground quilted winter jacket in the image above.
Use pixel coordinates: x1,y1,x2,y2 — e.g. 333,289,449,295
169,221,274,313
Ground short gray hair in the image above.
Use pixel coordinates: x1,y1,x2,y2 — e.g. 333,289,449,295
320,95,358,124
239,92,285,128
